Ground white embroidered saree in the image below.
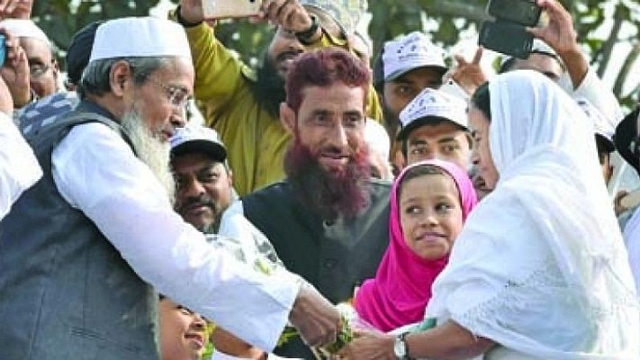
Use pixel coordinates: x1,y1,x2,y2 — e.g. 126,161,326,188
427,70,640,359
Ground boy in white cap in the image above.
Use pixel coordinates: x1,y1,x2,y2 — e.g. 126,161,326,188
397,87,471,170
0,16,340,360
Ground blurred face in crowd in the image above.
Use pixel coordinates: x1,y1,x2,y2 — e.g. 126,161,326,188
508,53,564,83
349,33,371,67
383,67,444,122
159,297,207,360
469,106,499,190
20,37,59,98
281,81,371,219
172,152,234,233
399,173,463,260
403,121,472,169
368,150,393,180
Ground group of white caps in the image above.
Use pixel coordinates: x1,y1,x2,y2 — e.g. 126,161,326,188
0,15,614,152
383,31,615,144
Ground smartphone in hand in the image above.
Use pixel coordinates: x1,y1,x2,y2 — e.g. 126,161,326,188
486,0,542,27
478,20,534,59
203,0,262,19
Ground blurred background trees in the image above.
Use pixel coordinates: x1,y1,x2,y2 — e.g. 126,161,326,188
29,0,640,107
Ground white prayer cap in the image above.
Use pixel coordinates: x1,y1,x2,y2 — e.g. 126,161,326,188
0,19,51,46
382,31,447,82
89,17,191,63
398,88,468,140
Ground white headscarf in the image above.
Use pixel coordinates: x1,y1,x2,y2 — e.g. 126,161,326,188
427,70,639,359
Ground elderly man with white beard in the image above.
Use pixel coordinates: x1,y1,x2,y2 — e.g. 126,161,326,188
0,17,341,360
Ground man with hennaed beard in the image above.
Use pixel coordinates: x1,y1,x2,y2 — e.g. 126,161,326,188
173,0,381,197
219,48,391,359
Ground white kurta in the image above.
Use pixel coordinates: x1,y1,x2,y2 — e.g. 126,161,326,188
623,208,640,294
0,112,42,220
51,122,300,351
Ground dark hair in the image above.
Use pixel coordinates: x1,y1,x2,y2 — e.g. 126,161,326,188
78,56,170,99
65,20,103,87
397,164,448,200
249,52,287,117
285,47,370,113
498,50,565,74
470,82,491,121
372,47,384,92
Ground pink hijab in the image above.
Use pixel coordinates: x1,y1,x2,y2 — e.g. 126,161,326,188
354,159,477,332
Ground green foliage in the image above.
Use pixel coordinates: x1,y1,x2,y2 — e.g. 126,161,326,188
28,0,640,105
33,0,162,51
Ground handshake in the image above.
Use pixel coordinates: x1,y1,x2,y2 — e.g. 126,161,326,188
288,281,349,351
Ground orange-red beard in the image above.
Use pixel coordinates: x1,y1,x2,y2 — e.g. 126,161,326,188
284,139,372,221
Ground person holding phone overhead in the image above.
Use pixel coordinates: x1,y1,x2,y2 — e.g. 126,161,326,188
172,0,380,197
338,71,640,359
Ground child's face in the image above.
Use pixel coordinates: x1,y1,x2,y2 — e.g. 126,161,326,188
399,174,463,260
159,298,207,360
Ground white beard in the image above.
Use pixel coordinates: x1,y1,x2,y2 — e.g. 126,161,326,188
121,109,175,203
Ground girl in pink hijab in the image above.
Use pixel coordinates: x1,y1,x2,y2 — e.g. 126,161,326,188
354,159,477,332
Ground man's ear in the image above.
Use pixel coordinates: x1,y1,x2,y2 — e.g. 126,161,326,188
109,60,133,97
280,102,296,135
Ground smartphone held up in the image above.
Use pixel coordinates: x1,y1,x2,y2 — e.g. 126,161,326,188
203,0,262,19
478,0,542,59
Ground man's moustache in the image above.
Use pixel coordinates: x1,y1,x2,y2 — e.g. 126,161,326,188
179,199,217,213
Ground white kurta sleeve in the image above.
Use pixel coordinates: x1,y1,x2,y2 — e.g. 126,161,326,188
623,208,640,294
560,68,624,123
0,112,42,220
52,122,299,351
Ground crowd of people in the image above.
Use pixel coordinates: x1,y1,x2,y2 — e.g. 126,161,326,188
1,0,640,359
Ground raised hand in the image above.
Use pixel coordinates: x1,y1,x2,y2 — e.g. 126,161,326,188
528,0,578,55
0,28,30,107
257,0,313,33
446,47,488,96
0,0,33,20
179,0,204,25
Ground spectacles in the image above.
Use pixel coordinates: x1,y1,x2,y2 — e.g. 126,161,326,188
29,63,51,79
147,77,192,111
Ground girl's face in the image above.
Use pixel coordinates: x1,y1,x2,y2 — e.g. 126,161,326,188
159,298,207,360
399,174,464,260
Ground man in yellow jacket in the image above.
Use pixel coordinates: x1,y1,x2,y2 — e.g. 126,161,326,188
174,0,382,196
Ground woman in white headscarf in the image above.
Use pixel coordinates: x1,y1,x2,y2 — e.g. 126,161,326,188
340,70,640,359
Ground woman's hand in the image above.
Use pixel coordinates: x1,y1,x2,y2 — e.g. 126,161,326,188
336,330,395,360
